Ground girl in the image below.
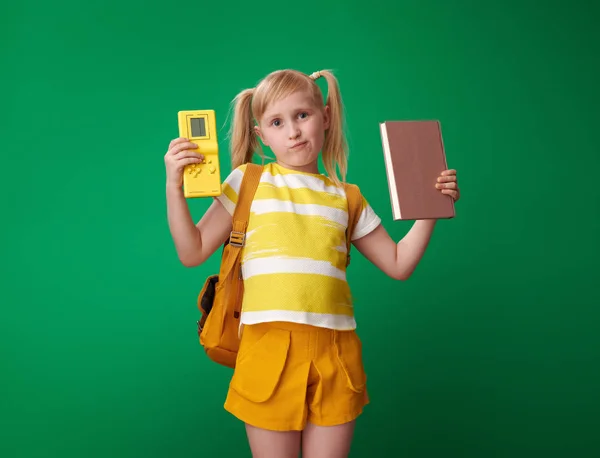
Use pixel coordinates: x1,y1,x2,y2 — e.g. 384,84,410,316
165,69,460,458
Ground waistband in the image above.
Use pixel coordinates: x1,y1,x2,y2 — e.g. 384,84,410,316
243,320,354,335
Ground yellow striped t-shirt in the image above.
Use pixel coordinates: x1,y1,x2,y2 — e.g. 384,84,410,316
216,162,381,330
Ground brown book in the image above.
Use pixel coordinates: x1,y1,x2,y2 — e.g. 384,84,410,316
379,120,455,220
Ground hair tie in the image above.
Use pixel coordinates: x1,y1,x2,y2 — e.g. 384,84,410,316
310,71,322,80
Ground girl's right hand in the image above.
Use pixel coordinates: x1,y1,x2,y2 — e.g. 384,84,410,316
164,137,205,188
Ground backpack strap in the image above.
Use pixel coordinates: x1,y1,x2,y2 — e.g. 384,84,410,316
218,163,263,282
231,163,263,244
343,183,363,267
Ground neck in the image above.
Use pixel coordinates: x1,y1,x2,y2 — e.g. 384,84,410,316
277,160,319,174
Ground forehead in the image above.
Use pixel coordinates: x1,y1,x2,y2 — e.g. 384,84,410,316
262,90,319,117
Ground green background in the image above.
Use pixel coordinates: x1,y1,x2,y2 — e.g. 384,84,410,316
2,0,599,457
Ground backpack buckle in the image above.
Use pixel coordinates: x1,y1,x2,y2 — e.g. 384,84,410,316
229,231,245,247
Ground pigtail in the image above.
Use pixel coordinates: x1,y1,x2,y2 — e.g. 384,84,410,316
228,88,262,169
310,70,348,185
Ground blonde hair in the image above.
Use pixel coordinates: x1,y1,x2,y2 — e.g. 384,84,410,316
227,69,348,185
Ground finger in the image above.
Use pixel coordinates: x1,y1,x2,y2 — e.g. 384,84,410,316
168,137,190,149
175,141,199,152
174,150,204,161
437,175,456,183
181,156,203,166
441,189,459,200
436,182,457,190
441,169,457,176
169,142,199,156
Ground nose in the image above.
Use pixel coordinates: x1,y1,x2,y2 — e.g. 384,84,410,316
288,122,301,139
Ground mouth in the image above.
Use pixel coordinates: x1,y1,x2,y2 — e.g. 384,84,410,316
290,141,308,149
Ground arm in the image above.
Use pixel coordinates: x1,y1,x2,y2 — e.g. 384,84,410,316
352,220,437,280
353,167,460,280
166,183,232,267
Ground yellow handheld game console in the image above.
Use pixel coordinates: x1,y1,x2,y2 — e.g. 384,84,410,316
177,109,222,198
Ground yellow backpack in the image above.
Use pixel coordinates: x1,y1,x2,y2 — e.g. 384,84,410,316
196,163,364,368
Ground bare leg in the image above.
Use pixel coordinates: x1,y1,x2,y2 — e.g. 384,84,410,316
245,423,302,458
301,420,356,458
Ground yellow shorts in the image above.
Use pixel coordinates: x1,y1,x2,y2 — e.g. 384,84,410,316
224,321,369,432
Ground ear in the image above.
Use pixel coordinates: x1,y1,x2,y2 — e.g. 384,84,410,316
323,105,331,130
254,125,269,146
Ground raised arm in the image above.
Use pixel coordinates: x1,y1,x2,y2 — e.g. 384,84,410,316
166,189,231,267
353,168,460,280
352,220,437,280
165,137,232,267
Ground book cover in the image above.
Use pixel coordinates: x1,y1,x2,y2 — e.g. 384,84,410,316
379,120,455,220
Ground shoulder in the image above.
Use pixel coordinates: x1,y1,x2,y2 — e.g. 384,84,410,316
228,162,269,178
342,181,361,194
341,181,382,241
217,162,268,215
227,162,249,179
222,162,264,186
341,181,366,206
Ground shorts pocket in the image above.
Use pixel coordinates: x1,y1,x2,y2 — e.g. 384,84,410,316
230,327,290,403
335,331,367,393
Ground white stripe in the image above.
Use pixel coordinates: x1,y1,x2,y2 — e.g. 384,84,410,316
262,170,345,196
224,167,344,196
352,205,382,240
251,199,348,223
243,256,346,280
240,310,357,330
217,194,236,215
225,167,244,194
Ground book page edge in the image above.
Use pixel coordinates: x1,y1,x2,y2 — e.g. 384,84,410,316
380,122,401,219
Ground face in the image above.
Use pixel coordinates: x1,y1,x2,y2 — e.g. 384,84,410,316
254,90,330,173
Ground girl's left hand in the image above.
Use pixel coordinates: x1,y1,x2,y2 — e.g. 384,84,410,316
435,169,460,201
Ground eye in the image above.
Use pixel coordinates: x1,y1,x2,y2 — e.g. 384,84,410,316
271,119,281,127
298,112,309,119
